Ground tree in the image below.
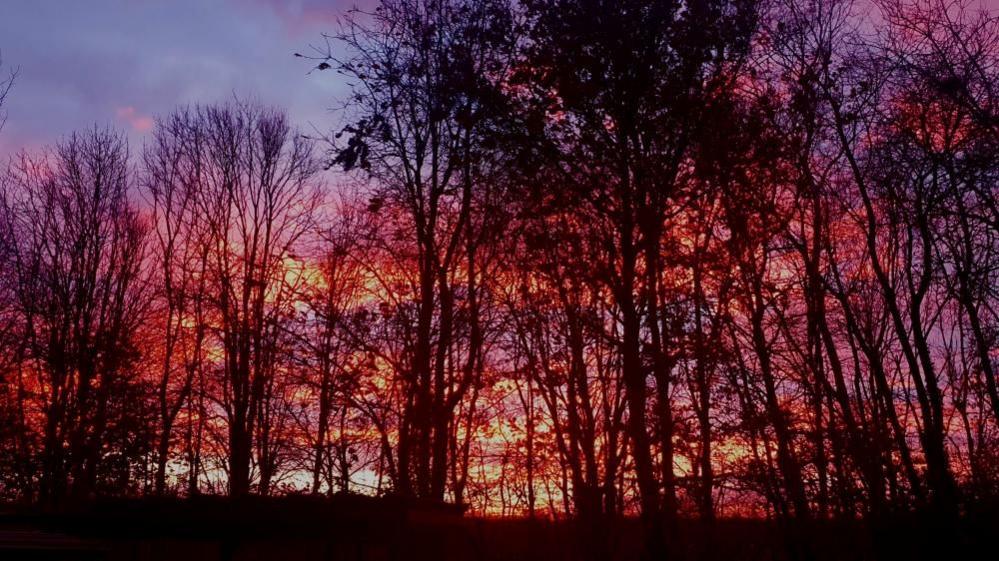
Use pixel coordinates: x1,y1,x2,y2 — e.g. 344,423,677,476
313,0,517,501
514,0,759,557
293,200,367,495
145,102,320,497
0,53,14,133
143,108,213,495
0,128,150,502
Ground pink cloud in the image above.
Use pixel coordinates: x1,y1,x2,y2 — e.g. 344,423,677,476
115,105,154,132
245,0,365,36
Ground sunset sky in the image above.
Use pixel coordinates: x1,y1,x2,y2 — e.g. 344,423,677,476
0,0,368,157
4,4,999,561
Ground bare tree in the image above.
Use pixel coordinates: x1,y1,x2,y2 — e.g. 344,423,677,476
0,52,16,133
0,128,150,502
313,0,517,501
516,1,758,558
290,200,367,495
148,102,320,497
142,109,214,494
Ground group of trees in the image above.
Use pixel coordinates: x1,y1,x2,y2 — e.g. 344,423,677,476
2,0,999,558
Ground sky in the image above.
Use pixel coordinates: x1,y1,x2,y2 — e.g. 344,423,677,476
0,0,362,158
4,0,999,160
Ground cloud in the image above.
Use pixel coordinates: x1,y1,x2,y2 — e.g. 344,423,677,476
116,106,154,133
0,0,344,159
244,0,355,36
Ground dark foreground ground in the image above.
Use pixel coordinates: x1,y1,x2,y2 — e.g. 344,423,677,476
0,496,994,561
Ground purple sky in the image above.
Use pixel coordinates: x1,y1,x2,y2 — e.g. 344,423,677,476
0,0,361,158
4,0,999,160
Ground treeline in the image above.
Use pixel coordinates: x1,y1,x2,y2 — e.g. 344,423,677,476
1,0,999,558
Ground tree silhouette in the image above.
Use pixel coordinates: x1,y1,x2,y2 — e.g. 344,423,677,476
0,2,998,560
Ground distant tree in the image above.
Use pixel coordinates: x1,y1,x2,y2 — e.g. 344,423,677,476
0,54,23,499
502,212,628,558
0,52,15,133
197,102,318,497
144,102,320,497
0,128,150,502
143,108,214,495
291,200,368,495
